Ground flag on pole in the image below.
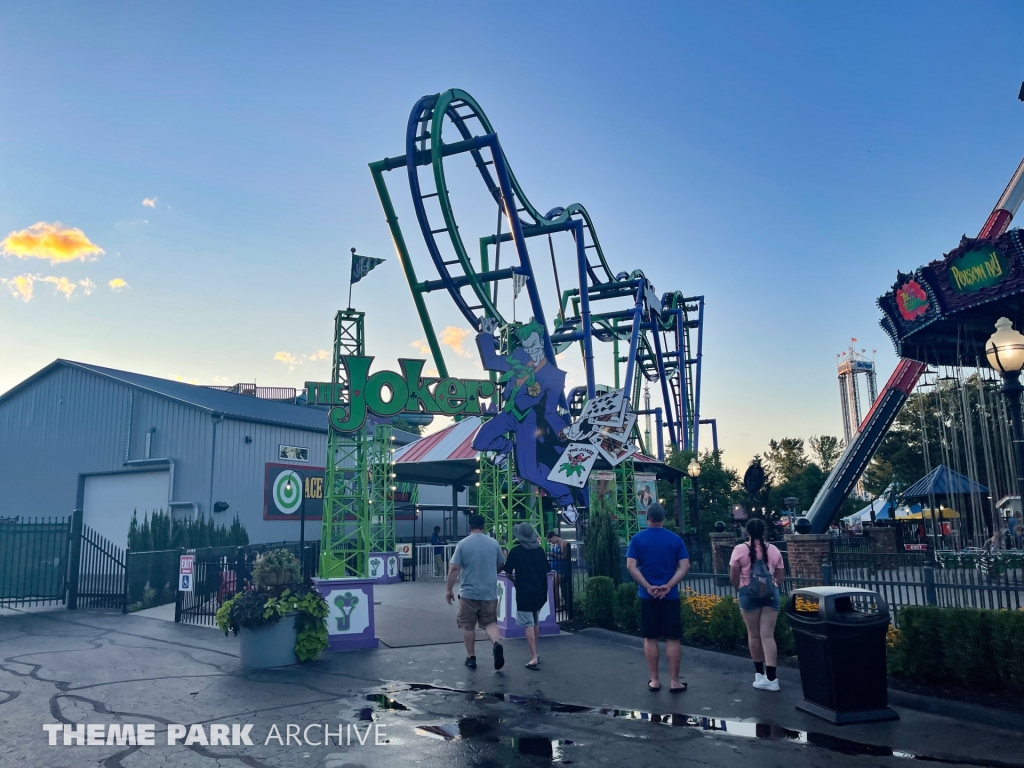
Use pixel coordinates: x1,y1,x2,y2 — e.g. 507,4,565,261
351,253,385,285
513,272,528,299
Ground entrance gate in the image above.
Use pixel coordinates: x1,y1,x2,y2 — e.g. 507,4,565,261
1,510,126,612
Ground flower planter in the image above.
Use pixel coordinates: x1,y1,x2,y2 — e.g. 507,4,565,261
238,612,298,668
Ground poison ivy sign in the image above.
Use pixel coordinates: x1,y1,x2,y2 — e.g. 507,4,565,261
947,247,1008,294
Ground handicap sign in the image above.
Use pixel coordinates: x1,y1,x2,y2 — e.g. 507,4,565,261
178,554,194,592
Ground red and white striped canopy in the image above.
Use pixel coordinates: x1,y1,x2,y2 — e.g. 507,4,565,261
393,416,669,487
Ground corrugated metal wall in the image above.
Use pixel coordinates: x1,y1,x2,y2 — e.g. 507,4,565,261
0,366,131,518
212,418,326,543
0,363,471,546
0,365,330,544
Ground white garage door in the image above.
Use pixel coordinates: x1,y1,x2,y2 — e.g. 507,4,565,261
83,471,171,551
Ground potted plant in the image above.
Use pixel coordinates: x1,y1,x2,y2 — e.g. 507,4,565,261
215,549,328,668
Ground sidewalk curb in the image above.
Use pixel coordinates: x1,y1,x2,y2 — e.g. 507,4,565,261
578,628,1024,732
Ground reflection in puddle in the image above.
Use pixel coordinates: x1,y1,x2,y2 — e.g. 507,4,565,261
385,683,1015,767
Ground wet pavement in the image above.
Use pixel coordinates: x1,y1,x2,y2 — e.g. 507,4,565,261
0,607,1021,767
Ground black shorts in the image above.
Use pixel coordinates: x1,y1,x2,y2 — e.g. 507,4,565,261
639,598,681,640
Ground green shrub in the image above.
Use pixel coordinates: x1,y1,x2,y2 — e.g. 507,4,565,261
940,609,996,691
708,596,744,651
680,596,710,645
584,576,616,628
585,512,621,584
775,596,796,656
891,606,1024,693
614,583,639,632
252,549,301,590
990,610,1024,689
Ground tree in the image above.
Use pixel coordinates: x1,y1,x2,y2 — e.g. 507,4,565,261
662,449,743,542
390,417,424,436
765,438,809,484
809,435,844,474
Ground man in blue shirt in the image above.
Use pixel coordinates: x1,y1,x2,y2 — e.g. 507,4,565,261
626,503,690,693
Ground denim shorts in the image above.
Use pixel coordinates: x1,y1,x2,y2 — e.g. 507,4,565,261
738,584,781,612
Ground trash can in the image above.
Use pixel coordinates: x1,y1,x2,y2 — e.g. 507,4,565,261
785,586,899,725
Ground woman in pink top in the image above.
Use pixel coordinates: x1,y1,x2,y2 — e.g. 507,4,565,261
729,519,785,691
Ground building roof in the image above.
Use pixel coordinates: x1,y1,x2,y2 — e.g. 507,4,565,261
901,464,989,500
1,359,332,433
393,415,679,487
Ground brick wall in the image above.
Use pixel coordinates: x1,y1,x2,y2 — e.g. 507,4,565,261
784,533,831,580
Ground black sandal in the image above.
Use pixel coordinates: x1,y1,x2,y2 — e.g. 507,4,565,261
670,682,688,693
647,681,662,692
525,661,539,671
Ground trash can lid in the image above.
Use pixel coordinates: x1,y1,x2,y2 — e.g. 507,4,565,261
788,586,890,623
790,586,879,598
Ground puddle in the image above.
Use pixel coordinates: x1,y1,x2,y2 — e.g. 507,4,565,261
378,683,1019,768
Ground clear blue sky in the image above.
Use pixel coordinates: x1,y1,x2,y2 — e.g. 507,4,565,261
2,2,1023,470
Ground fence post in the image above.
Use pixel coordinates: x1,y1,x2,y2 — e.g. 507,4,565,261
923,566,938,606
821,561,833,587
565,542,574,621
122,552,130,614
66,509,83,610
174,548,184,623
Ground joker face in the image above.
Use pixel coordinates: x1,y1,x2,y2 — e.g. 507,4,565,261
522,332,544,364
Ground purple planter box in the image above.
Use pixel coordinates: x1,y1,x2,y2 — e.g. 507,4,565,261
495,572,560,639
312,577,378,651
367,552,401,584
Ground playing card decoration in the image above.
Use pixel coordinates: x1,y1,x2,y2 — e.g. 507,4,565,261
547,443,598,488
554,387,640,481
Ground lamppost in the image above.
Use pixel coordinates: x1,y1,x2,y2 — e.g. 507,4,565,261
687,458,701,534
986,317,1024,537
284,475,307,574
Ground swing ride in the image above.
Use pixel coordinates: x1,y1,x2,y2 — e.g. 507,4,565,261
807,137,1024,538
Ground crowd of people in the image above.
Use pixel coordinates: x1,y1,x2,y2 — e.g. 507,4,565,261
442,508,786,692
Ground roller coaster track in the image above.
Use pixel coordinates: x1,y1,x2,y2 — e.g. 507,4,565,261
370,88,706,454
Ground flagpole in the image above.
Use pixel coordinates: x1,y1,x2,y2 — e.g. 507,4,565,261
348,247,355,310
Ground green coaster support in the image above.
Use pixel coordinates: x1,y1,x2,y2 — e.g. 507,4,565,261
320,309,373,579
369,424,396,554
614,458,639,544
478,447,542,550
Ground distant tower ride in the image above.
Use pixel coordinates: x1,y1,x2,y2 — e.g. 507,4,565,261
837,343,878,446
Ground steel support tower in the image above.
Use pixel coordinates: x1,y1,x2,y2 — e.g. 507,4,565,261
320,310,373,579
368,424,396,555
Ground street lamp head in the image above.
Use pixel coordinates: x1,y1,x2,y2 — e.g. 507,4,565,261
687,458,701,478
986,317,1024,373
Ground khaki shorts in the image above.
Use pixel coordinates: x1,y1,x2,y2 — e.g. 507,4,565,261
457,597,498,630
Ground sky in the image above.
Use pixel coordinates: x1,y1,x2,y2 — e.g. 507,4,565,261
2,2,1024,472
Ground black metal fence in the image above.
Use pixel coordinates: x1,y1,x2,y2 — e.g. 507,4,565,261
826,551,1024,612
0,515,71,607
174,541,320,626
69,515,126,612
1,510,125,612
548,542,580,622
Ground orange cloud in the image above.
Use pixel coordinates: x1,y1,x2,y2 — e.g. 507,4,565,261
307,349,330,361
439,326,474,358
409,339,431,356
1,275,37,302
108,278,129,291
1,222,104,264
40,276,77,299
1,274,87,301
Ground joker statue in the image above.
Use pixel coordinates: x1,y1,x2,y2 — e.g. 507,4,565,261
472,316,582,524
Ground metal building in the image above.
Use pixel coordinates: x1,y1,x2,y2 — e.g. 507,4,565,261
0,360,459,550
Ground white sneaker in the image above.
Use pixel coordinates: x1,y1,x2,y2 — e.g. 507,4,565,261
753,676,780,691
753,672,766,687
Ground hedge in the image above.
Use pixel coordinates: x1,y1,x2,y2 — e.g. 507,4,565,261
889,607,1024,692
583,576,616,628
587,584,795,656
